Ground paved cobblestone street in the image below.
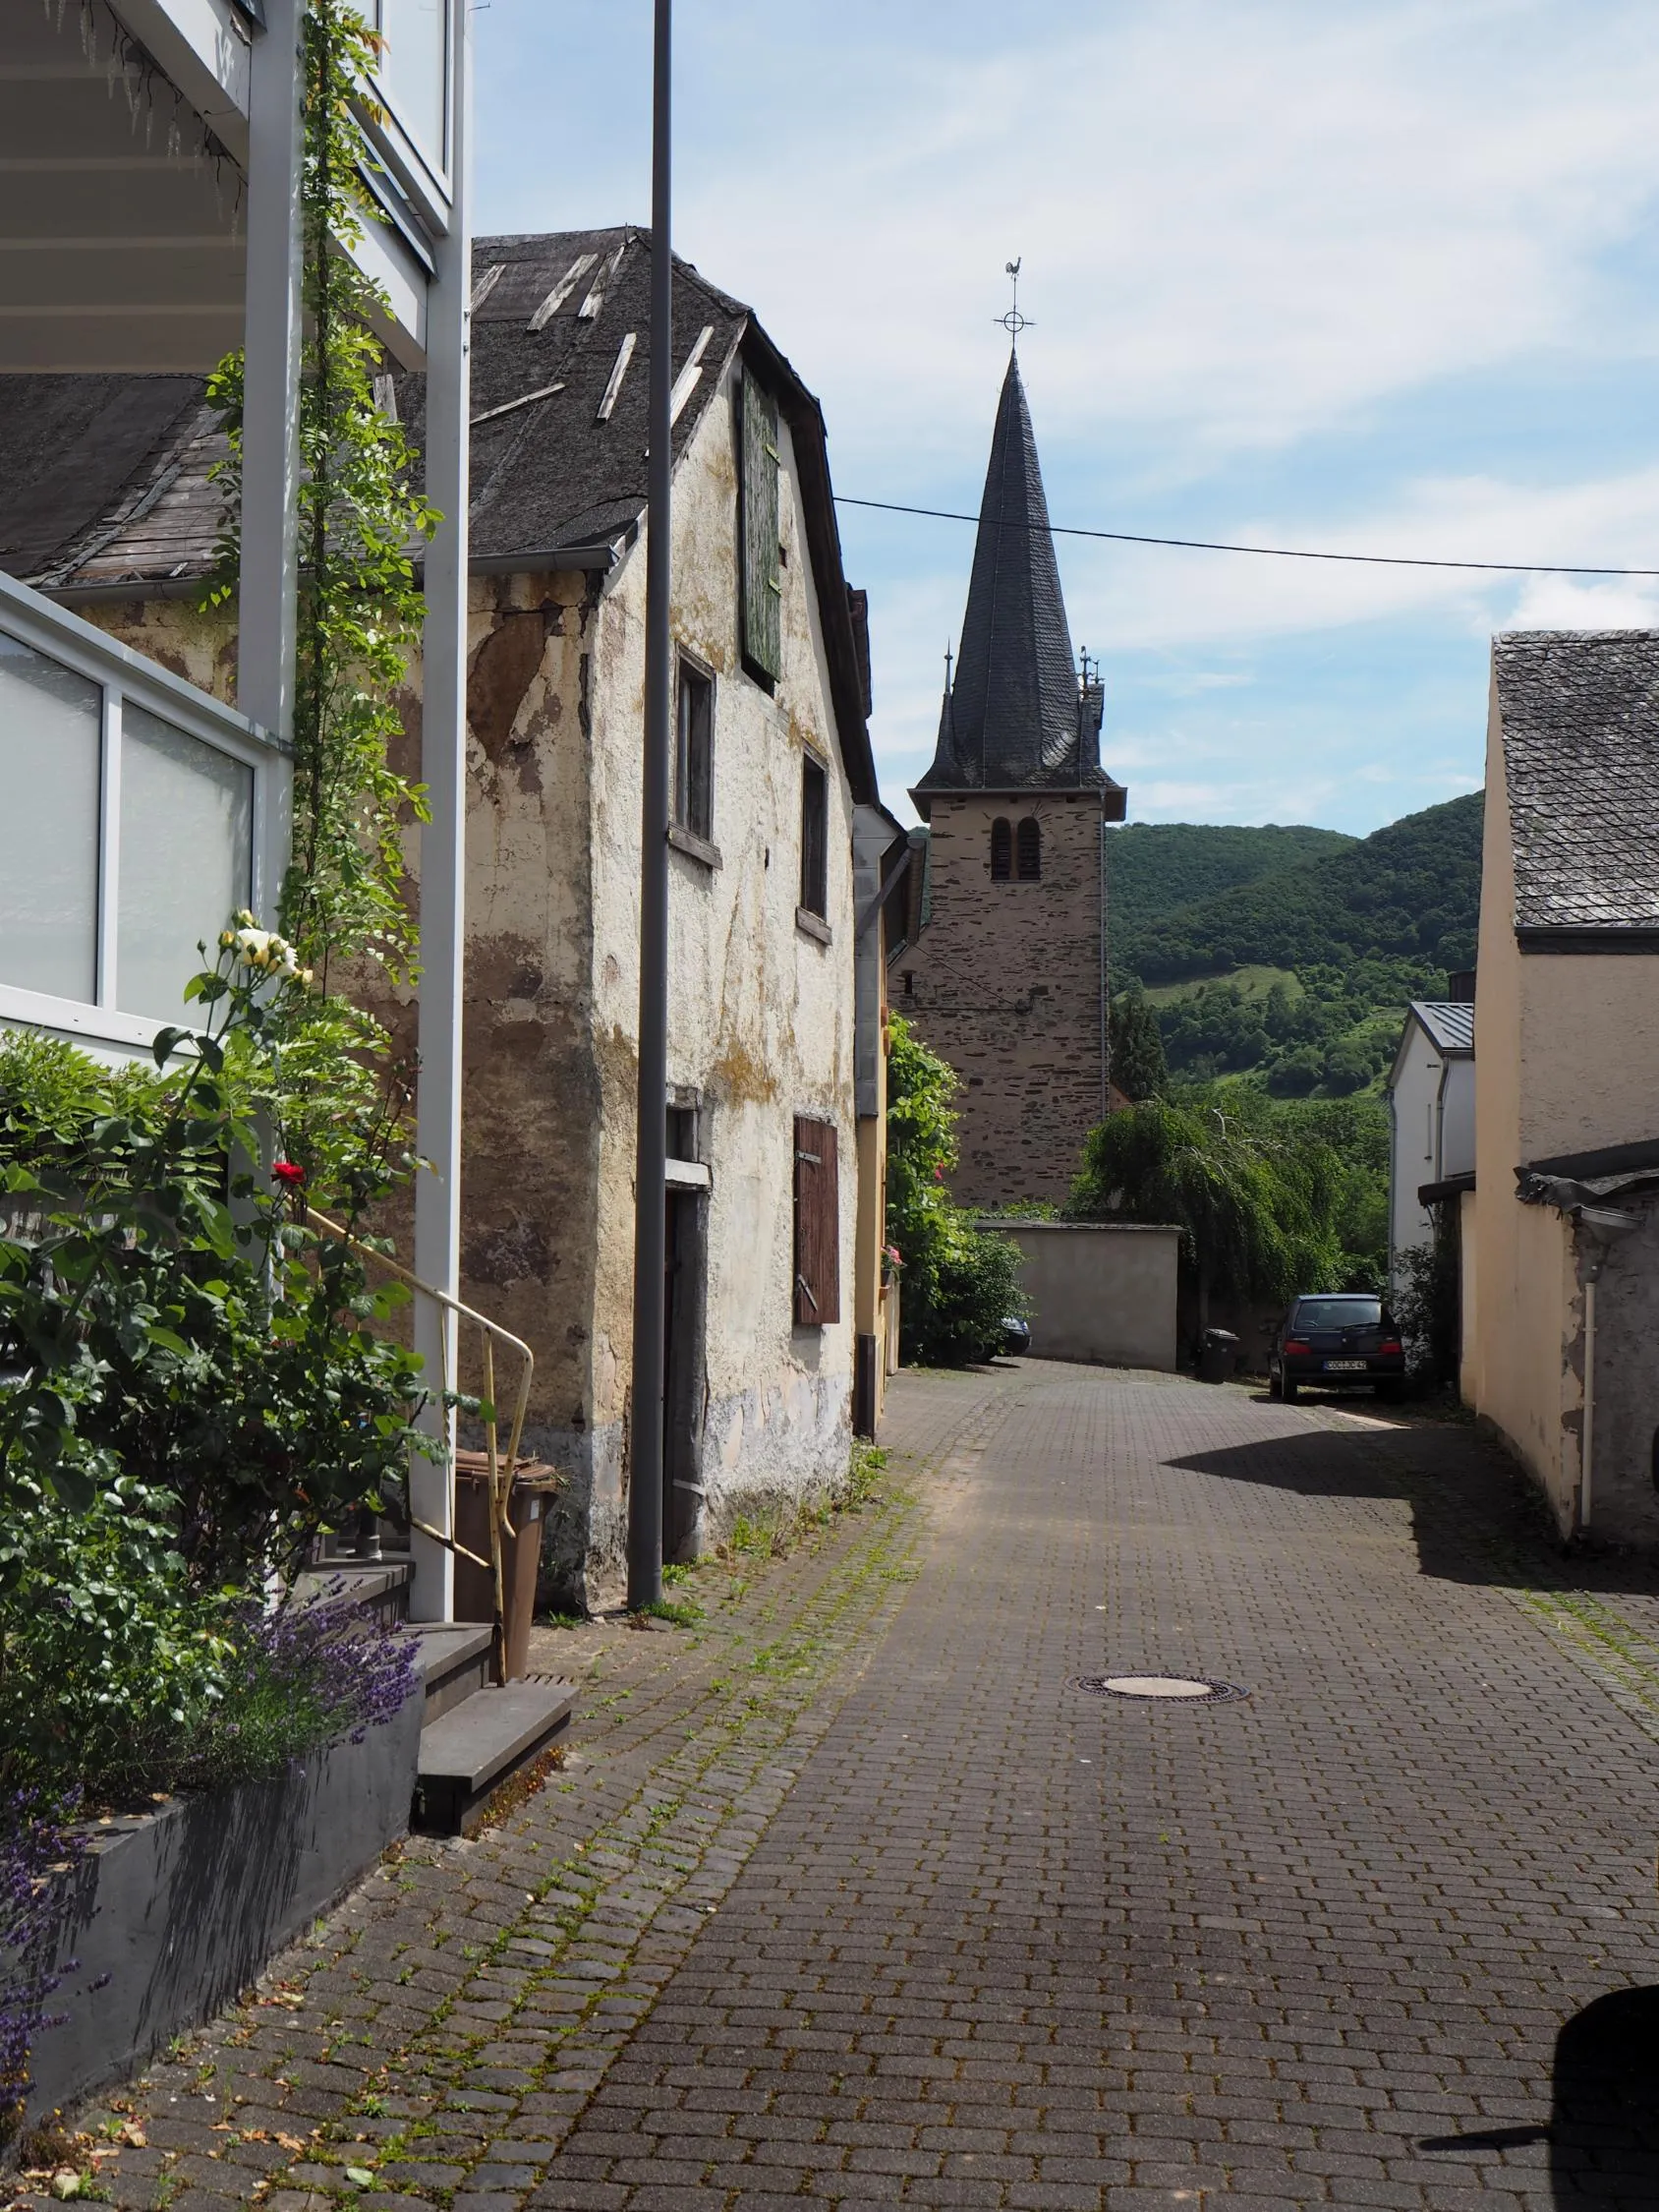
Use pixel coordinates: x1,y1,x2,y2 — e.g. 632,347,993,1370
46,1363,1659,2210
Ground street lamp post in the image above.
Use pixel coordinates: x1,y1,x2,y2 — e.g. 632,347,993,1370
627,0,673,1612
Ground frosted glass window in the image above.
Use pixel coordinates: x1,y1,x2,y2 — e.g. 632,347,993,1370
0,627,101,1003
118,705,253,1020
377,0,447,169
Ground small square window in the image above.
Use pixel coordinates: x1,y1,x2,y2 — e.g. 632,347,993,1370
800,753,829,918
675,658,714,843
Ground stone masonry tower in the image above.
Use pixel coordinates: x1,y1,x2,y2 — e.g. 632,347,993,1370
895,351,1127,1207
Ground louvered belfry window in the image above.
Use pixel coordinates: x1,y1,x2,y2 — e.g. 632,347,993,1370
990,817,1011,880
1016,815,1042,880
793,1115,840,1326
739,369,782,684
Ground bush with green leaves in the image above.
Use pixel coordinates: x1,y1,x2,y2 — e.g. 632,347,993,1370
1394,1224,1460,1383
886,1019,1028,1366
0,1461,416,1809
0,932,426,1592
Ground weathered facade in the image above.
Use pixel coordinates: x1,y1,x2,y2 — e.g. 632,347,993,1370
893,352,1126,1208
1463,631,1659,1548
5,227,899,1609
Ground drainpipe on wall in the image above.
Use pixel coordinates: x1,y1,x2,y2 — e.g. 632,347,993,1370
1573,1205,1639,1533
626,0,673,1613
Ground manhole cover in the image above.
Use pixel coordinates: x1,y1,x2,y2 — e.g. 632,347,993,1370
1072,1673,1250,1703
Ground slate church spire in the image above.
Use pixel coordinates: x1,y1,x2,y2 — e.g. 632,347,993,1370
916,350,1117,804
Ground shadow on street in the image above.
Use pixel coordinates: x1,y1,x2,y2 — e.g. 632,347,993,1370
1418,1989,1659,2205
1164,1421,1659,1598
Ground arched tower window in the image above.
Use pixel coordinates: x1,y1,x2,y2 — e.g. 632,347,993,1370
989,817,1011,880
1015,816,1042,880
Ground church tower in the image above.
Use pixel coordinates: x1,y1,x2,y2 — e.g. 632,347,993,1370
895,350,1126,1208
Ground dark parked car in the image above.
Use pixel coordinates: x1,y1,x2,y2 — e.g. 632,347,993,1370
1002,1315,1031,1356
1269,1293,1405,1403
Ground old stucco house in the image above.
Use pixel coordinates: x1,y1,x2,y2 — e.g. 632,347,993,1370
1,226,902,1608
1462,631,1659,1549
892,349,1128,1210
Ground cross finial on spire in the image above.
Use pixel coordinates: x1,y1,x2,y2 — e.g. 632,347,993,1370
996,258,1032,348
944,640,954,690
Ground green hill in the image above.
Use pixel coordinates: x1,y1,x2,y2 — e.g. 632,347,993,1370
1120,791,1482,983
1114,791,1484,1098
1104,821,1354,942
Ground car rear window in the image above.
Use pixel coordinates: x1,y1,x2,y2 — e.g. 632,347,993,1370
1294,1297,1383,1330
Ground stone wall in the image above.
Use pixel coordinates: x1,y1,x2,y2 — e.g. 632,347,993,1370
894,790,1106,1207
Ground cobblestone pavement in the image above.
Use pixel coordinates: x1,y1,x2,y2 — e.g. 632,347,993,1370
35,1365,1659,2210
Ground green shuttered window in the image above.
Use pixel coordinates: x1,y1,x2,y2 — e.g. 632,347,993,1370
792,1114,840,1327
739,369,782,685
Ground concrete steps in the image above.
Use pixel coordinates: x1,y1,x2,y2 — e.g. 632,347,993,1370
412,1675,577,1836
297,1560,578,1834
408,1621,494,1725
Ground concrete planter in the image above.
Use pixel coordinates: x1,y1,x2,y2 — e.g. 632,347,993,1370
20,1692,422,2124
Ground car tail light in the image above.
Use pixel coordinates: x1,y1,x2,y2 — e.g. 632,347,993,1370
1379,1339,1402,1357
1284,1339,1310,1355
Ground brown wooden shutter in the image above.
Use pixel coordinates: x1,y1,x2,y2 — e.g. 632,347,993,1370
739,369,782,683
793,1115,840,1325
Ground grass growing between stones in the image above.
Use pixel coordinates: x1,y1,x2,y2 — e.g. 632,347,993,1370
67,1431,940,2212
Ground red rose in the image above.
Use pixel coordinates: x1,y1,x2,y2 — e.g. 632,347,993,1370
271,1160,306,1189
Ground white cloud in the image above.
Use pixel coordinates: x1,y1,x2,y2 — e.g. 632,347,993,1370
652,0,1659,475
475,0,1659,834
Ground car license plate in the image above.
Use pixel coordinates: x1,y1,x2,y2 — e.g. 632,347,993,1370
1325,1358,1367,1371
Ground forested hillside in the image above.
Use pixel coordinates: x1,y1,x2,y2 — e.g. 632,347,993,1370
1119,791,1482,984
1114,791,1484,1098
1104,821,1353,942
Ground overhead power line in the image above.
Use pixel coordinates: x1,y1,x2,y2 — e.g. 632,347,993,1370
832,495,1659,580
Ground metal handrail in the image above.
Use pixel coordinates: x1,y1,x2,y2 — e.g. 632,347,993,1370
304,1206,535,1681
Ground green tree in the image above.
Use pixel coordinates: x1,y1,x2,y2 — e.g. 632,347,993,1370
886,1019,1027,1366
1109,989,1168,1101
1068,1091,1345,1329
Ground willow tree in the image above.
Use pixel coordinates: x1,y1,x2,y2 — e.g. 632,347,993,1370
1070,1093,1343,1331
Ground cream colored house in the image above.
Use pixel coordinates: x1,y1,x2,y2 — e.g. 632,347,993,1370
1463,631,1659,1547
3,226,902,1609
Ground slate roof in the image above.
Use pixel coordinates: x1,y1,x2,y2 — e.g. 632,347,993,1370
917,350,1121,804
0,226,880,801
0,374,210,588
1409,1002,1475,1055
1494,631,1659,934
0,229,752,588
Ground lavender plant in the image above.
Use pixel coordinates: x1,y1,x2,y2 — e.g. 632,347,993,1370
0,1799,84,2147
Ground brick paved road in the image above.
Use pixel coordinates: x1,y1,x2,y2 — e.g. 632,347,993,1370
44,1366,1659,2210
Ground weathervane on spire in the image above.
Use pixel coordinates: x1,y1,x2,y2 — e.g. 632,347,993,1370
996,258,1032,346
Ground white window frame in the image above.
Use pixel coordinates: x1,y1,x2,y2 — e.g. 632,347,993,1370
363,0,456,225
0,567,289,1056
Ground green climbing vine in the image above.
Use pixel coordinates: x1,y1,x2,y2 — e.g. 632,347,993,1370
205,0,436,993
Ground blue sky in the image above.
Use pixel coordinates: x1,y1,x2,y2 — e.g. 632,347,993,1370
471,0,1659,836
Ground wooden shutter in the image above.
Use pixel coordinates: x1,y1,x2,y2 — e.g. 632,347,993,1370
739,369,782,683
793,1115,840,1325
